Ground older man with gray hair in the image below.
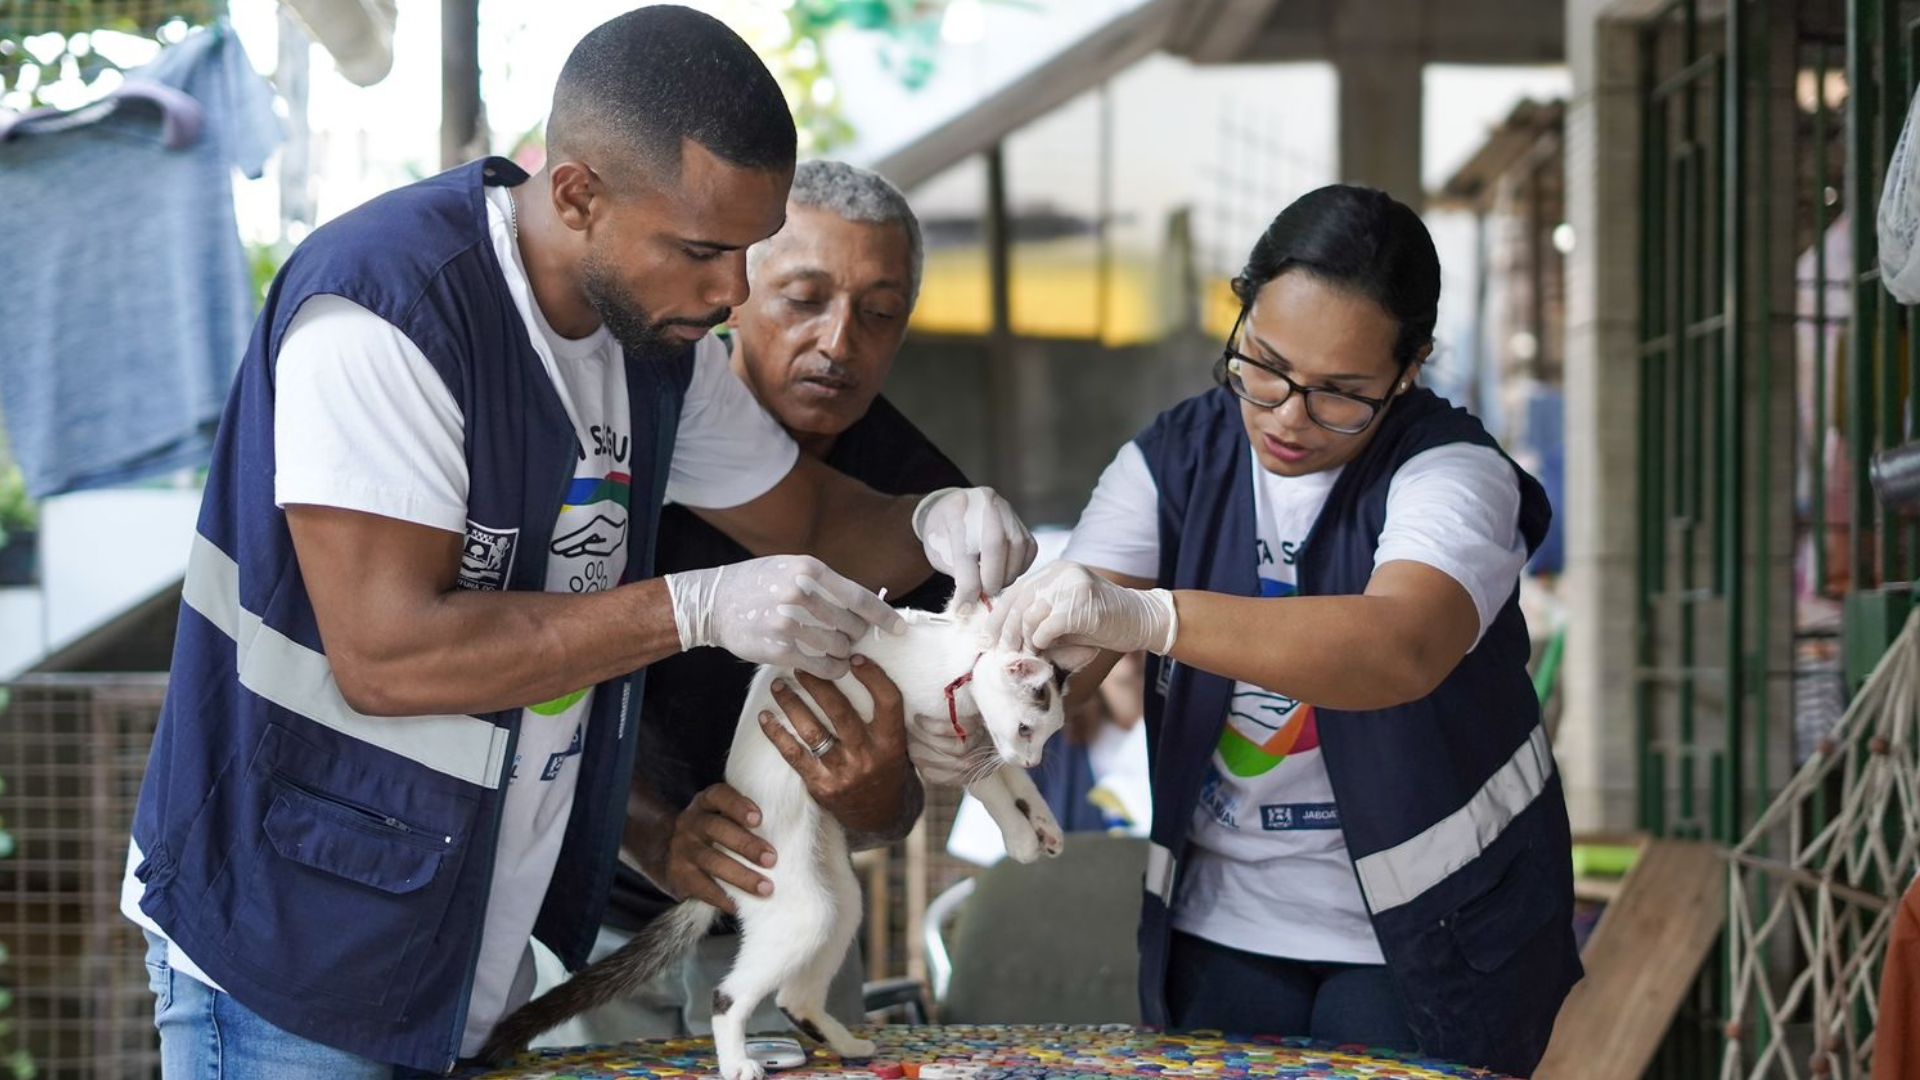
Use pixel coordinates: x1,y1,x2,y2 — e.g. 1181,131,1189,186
533,160,967,1044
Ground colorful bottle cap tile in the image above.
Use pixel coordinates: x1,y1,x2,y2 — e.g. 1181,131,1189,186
459,1025,1516,1080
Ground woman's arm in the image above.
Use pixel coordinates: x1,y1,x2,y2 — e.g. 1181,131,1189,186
1001,444,1527,712
992,560,1478,712
1166,561,1478,710
1059,570,1152,713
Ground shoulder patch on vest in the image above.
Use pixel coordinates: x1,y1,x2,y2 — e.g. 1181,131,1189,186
459,521,519,591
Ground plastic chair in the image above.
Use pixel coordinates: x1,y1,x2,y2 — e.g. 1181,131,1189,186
931,833,1148,1024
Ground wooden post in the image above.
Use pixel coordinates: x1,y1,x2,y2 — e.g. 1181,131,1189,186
1096,81,1114,341
853,848,890,979
440,0,482,169
904,818,928,986
982,145,1023,503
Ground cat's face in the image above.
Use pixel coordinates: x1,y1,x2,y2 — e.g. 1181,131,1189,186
967,650,1069,768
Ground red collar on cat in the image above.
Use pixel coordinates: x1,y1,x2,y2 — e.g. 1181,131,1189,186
943,653,985,741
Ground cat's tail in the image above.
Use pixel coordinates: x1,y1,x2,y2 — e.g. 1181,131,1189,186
477,900,721,1063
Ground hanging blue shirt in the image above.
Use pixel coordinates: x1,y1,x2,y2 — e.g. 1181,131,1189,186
0,23,280,497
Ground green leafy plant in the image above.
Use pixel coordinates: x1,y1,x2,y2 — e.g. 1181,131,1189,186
1,2,221,109
774,0,1040,153
246,240,289,313
0,467,33,553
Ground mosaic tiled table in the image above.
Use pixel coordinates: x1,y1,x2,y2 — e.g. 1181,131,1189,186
464,1024,1514,1080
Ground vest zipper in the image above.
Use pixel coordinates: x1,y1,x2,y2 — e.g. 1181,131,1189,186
443,721,516,1073
279,776,418,836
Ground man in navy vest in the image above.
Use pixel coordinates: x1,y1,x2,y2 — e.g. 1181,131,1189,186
517,159,963,1043
122,10,1034,1076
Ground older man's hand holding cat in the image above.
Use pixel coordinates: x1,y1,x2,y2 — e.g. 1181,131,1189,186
759,659,922,841
647,783,779,914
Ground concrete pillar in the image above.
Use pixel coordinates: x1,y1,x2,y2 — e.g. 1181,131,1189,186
440,0,483,169
1557,0,1642,831
1330,0,1427,206
1335,49,1426,206
1753,3,1803,823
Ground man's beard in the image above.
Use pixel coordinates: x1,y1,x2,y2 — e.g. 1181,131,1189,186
581,249,728,360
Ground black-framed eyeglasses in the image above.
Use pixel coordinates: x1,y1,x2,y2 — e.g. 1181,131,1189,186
1214,307,1405,436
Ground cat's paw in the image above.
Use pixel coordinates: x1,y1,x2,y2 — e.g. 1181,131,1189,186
720,1058,768,1080
833,1037,878,1060
1035,814,1065,858
1003,824,1043,863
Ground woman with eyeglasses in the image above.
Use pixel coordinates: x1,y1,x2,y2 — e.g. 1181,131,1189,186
985,185,1577,1076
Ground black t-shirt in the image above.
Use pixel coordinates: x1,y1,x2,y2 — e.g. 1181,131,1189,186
603,395,970,931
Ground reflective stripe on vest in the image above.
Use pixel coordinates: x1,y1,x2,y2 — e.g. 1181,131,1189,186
1353,722,1554,914
182,532,512,789
1146,840,1178,904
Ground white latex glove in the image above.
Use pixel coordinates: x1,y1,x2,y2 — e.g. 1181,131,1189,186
912,487,1037,615
665,555,906,680
906,726,974,787
982,561,1178,663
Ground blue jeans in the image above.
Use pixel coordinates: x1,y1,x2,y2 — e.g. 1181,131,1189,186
143,930,434,1079
1165,931,1417,1050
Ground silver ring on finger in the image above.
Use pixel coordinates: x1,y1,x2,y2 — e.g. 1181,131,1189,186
807,734,836,758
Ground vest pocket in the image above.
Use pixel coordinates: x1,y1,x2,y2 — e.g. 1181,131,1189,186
261,790,445,892
224,778,453,1007
1445,841,1560,974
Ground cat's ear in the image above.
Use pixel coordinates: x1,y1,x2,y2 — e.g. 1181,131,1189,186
1004,656,1049,686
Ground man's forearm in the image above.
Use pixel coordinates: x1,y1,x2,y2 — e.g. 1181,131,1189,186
334,579,684,717
692,459,931,595
808,484,932,597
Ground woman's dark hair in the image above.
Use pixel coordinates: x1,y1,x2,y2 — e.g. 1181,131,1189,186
1230,184,1441,368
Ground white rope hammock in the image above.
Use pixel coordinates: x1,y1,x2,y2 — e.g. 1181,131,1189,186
1722,608,1920,1078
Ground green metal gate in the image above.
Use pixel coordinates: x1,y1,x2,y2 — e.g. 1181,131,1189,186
1637,0,1915,1071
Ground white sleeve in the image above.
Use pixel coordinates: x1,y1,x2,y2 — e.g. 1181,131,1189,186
1375,443,1529,643
1060,442,1161,580
665,335,800,510
274,295,469,533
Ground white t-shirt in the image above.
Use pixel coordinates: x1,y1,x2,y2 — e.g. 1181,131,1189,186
1062,438,1528,963
121,184,797,1055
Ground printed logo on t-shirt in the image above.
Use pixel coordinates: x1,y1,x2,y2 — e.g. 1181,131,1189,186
458,522,519,591
1256,538,1304,569
559,471,633,512
1260,802,1340,831
1220,690,1320,778
550,512,625,559
540,724,585,781
1215,575,1320,779
530,427,632,715
1198,766,1239,828
504,726,586,785
529,689,589,717
550,471,630,596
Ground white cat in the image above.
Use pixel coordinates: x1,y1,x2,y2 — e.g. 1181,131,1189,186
480,599,1070,1077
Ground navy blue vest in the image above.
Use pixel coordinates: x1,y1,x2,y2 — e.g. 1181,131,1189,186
1133,386,1579,1076
129,159,690,1072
